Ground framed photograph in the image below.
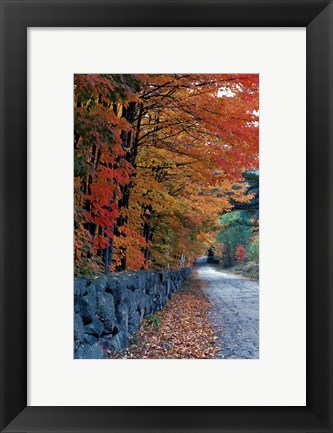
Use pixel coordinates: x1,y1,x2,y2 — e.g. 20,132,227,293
1,0,332,432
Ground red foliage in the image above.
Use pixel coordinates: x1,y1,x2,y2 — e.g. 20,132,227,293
236,245,246,262
74,74,259,275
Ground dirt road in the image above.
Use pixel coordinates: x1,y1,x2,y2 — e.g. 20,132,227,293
196,263,259,359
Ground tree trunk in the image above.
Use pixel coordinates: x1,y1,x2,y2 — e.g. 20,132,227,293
113,102,137,271
142,204,153,267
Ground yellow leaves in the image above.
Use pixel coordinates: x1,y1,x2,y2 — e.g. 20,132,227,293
75,74,259,273
128,141,249,268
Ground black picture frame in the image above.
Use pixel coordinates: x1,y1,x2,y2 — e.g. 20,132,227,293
1,0,332,432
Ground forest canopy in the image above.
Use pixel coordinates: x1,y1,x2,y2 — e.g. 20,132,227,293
74,74,259,275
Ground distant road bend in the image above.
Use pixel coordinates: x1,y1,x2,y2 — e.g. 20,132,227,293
195,259,259,359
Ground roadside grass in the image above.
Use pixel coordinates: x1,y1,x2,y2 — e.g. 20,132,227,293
213,261,259,281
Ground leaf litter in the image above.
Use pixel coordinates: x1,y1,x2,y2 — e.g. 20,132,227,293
110,276,222,359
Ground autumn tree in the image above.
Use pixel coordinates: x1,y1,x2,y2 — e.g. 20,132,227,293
74,74,140,273
74,74,259,275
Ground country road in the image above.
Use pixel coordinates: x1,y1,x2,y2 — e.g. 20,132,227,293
196,263,259,359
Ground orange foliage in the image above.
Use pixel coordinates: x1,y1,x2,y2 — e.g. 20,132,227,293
74,74,259,275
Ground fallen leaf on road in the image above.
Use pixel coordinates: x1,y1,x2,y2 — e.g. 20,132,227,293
110,277,222,359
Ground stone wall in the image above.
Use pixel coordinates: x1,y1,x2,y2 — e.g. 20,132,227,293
74,268,192,359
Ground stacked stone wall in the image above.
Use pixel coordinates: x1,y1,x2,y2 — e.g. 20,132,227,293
74,268,192,358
